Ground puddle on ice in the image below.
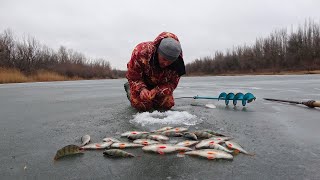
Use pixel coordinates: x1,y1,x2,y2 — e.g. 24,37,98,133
129,110,199,127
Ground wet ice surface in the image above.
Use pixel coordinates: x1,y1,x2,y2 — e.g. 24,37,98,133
1,75,320,179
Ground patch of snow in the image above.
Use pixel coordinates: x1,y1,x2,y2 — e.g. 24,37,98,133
130,110,199,126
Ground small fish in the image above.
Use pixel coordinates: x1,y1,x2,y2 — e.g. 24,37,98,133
142,144,192,154
193,131,216,139
133,139,160,146
195,139,225,149
204,130,226,137
152,127,174,132
54,145,83,160
176,140,199,147
210,144,233,153
81,135,91,146
225,141,254,156
127,133,150,140
103,137,121,143
127,133,169,141
183,132,198,140
209,136,233,142
81,142,113,150
148,134,169,141
103,149,135,158
160,131,183,137
121,131,149,137
111,142,144,149
185,149,233,160
162,127,188,133
196,142,233,153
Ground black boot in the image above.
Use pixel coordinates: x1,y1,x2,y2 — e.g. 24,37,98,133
124,82,130,100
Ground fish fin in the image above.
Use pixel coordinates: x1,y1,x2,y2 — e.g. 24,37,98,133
95,144,102,148
158,150,165,155
79,149,85,153
207,155,215,160
142,142,148,146
246,152,255,156
128,153,135,157
232,149,240,156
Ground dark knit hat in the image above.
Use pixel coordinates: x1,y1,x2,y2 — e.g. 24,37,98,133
158,38,182,62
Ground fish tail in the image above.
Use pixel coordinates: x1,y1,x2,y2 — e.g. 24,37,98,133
232,149,240,156
246,152,255,156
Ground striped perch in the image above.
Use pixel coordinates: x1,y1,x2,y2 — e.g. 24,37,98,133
54,145,83,160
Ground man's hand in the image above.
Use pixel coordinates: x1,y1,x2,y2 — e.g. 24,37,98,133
140,88,158,101
149,89,158,99
140,89,151,101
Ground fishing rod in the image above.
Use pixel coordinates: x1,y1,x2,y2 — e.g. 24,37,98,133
264,98,320,108
176,92,256,106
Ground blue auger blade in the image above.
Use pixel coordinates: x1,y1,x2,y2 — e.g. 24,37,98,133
242,100,247,106
218,92,227,101
233,92,244,106
225,93,235,105
243,93,256,103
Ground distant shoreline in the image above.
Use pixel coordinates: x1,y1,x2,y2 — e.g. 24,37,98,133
1,69,320,84
186,70,320,77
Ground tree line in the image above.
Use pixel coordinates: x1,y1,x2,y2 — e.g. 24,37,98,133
0,29,126,79
186,20,320,75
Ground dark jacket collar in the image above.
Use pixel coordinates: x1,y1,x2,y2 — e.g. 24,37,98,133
150,51,186,77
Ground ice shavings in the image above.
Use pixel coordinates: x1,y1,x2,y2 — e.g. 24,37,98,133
130,110,199,126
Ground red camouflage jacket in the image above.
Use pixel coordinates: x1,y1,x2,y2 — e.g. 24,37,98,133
126,32,185,99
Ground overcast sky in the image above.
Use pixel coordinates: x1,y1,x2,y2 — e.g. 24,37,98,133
1,0,319,70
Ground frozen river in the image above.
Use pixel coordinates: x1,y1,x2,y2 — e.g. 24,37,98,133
0,75,320,179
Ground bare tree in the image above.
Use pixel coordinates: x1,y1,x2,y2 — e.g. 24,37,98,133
186,19,320,75
0,29,124,79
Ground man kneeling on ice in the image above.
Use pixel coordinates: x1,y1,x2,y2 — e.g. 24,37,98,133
125,32,186,111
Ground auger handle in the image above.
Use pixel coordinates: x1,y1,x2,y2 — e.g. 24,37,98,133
302,100,320,108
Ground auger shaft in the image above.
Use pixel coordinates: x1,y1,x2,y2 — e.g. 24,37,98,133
175,96,228,100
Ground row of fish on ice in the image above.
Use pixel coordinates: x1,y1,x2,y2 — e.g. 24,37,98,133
54,126,254,161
